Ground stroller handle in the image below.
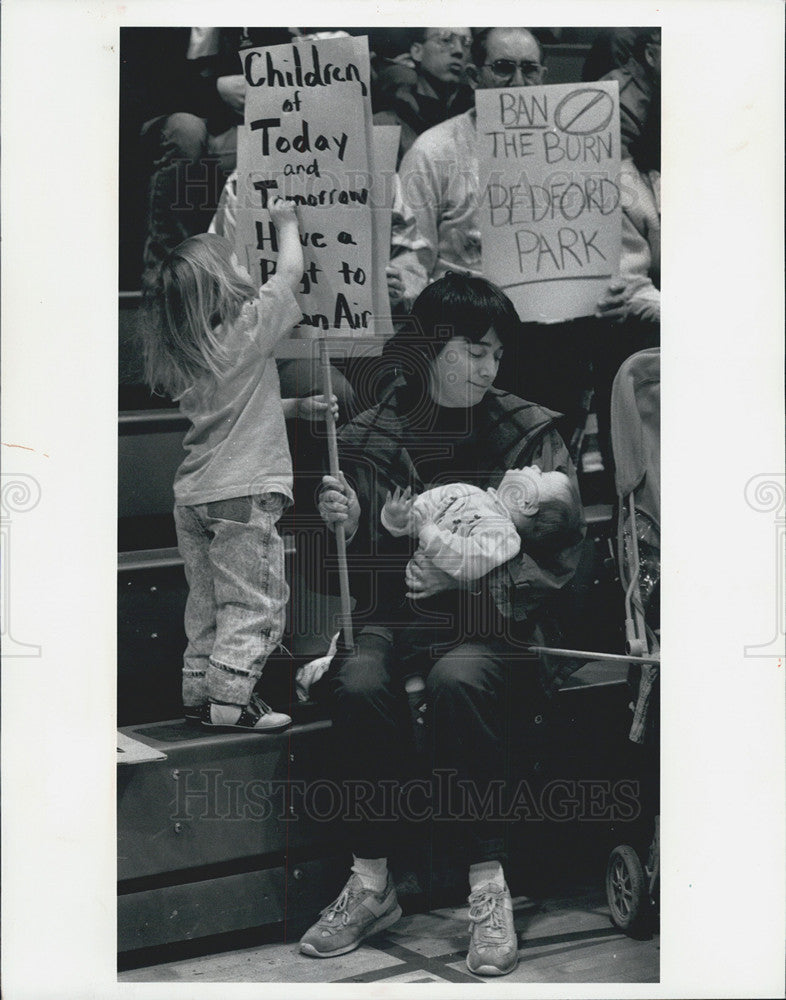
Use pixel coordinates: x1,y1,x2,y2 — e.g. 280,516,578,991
526,646,659,665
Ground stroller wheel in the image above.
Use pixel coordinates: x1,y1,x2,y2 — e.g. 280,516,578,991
606,845,647,933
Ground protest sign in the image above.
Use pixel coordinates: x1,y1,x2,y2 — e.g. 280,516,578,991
235,36,383,348
236,203,373,336
477,81,621,323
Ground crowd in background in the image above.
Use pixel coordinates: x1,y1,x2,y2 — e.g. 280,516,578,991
121,29,659,288
121,25,660,483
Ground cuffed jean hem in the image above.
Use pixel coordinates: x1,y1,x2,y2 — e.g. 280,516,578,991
207,654,275,707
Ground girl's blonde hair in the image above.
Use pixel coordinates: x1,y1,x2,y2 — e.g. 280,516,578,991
141,234,257,397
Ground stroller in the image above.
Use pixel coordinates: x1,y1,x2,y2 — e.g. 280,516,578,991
604,347,660,934
508,346,661,932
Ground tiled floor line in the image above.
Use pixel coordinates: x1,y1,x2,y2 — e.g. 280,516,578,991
363,936,482,983
520,924,624,950
331,925,630,985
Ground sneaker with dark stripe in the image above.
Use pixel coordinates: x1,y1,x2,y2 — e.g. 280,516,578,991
299,873,402,957
201,693,291,732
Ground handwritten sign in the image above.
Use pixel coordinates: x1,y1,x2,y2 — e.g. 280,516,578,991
242,37,372,200
235,36,381,346
477,81,621,323
237,204,373,334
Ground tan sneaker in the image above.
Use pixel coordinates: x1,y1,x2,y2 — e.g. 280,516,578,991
299,873,402,957
466,882,519,976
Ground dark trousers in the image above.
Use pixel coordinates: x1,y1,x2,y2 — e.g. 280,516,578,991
329,614,522,866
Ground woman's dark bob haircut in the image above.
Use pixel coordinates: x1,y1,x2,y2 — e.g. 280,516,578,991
382,272,520,393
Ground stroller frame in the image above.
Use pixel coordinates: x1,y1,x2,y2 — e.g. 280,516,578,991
527,347,661,935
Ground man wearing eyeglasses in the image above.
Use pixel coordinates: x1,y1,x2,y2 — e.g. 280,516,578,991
391,27,607,431
395,28,546,299
374,29,475,166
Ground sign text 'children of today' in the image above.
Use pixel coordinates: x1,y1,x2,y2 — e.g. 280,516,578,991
236,36,386,343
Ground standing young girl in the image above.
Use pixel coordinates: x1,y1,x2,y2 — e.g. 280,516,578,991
141,197,304,731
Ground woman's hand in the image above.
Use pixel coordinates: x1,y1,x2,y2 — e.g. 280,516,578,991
405,550,458,600
595,280,630,323
318,473,360,538
297,393,339,423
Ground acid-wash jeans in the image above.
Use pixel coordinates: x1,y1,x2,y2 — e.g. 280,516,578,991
174,492,289,709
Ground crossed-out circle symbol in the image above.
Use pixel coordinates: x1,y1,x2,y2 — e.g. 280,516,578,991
554,88,615,135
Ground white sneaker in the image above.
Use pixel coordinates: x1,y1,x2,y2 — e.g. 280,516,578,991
201,693,291,732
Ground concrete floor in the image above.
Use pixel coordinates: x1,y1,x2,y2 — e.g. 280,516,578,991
119,885,659,985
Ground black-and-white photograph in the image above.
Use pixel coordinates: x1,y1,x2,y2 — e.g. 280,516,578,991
117,24,663,984
1,4,783,999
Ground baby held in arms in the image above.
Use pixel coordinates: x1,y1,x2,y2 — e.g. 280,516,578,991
381,465,580,581
381,465,581,708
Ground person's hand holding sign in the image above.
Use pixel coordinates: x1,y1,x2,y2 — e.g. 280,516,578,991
319,473,360,539
595,280,631,324
297,394,339,423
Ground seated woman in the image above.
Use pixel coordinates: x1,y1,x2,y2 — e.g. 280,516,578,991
299,274,585,976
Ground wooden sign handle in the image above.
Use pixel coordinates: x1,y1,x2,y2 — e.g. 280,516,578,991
319,340,354,650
